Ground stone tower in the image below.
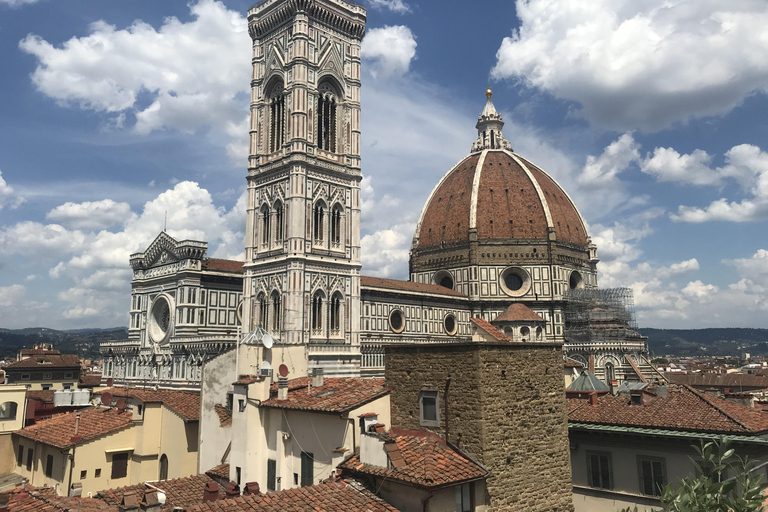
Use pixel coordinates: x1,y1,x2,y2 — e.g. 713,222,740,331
243,0,365,375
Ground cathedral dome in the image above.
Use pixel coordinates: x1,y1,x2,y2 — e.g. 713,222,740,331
412,91,589,250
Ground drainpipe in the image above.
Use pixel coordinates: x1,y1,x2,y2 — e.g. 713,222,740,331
421,491,435,512
443,375,451,443
66,446,75,497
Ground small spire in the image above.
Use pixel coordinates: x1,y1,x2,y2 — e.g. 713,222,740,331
486,85,492,99
472,86,511,153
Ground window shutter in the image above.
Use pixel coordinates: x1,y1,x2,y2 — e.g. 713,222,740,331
267,459,276,491
45,455,53,477
111,452,128,479
300,452,314,487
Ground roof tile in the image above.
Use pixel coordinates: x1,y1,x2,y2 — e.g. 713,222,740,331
261,378,389,414
14,408,133,449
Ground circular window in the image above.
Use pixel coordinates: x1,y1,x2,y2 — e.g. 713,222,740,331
433,270,454,290
148,295,173,344
443,314,457,335
569,271,584,290
389,309,405,333
499,267,531,297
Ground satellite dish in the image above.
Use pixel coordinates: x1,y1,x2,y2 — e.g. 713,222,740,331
116,398,127,412
260,361,272,372
278,364,289,377
100,392,113,406
262,333,274,349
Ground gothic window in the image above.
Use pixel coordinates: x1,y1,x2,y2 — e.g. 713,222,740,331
274,201,284,242
330,204,343,245
313,201,326,241
605,362,615,383
330,292,342,332
311,291,324,331
261,204,271,245
269,84,285,153
316,81,338,153
271,291,281,332
257,293,267,329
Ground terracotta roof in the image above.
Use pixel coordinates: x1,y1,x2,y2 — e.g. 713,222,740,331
261,377,390,414
6,354,81,369
564,358,583,368
96,387,200,421
361,276,466,297
202,258,244,273
79,372,103,387
339,430,487,489
235,375,264,385
469,318,511,342
14,407,133,448
98,473,226,509
2,486,115,512
185,480,399,512
666,373,768,389
214,405,232,427
20,349,61,357
568,385,768,434
493,303,545,322
205,463,230,480
415,150,588,249
26,390,55,404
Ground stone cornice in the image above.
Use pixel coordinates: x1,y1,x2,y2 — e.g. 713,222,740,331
248,0,366,40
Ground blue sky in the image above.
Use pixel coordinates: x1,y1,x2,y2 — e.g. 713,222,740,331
1,0,768,330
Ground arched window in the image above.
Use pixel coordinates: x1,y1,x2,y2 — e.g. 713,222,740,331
274,201,284,242
316,81,338,153
330,205,343,246
605,362,615,383
329,292,343,332
269,84,285,153
257,293,267,329
261,204,271,245
313,201,325,241
159,454,168,481
312,291,324,331
271,291,281,332
0,401,18,421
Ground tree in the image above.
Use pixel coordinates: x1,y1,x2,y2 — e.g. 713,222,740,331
620,439,766,512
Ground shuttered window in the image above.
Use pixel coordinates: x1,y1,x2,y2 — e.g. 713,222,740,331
267,459,276,491
638,457,666,496
300,452,314,487
17,445,23,466
111,452,129,479
45,455,54,477
26,448,33,471
587,451,612,489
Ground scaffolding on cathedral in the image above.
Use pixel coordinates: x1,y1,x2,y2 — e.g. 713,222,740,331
564,288,644,344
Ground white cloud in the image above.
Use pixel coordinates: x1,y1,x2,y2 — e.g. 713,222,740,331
367,0,411,13
361,224,413,278
640,147,721,186
491,0,768,131
18,0,250,157
0,170,25,209
0,222,87,257
0,0,40,5
682,280,719,299
362,25,417,78
578,133,639,188
46,199,134,230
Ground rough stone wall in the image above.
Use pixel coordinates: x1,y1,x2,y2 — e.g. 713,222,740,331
385,343,574,512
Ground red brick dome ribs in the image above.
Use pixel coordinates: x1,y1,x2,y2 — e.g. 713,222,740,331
414,150,589,249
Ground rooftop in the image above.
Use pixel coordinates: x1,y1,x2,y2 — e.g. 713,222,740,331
469,318,511,342
361,276,466,297
493,303,545,323
261,377,390,414
96,387,200,421
202,258,244,273
98,473,226,509
666,372,768,389
79,372,103,387
185,480,398,512
339,430,487,489
205,463,230,480
5,354,80,369
14,407,133,449
2,485,115,512
566,370,610,392
568,385,768,434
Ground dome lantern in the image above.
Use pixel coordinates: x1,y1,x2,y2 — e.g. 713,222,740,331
472,87,511,152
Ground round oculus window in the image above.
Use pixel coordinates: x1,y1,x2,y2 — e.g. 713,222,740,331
499,267,531,297
148,295,173,344
443,314,457,335
569,271,584,290
433,270,454,290
389,309,405,333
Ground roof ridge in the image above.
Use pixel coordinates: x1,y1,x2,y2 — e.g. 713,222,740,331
684,385,750,430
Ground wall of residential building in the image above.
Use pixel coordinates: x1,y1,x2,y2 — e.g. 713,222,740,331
5,370,79,391
386,343,574,512
374,478,488,512
198,348,236,473
569,431,768,512
0,386,26,473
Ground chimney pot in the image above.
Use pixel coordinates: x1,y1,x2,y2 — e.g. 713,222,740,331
225,481,240,498
609,380,618,396
74,414,81,436
203,481,219,502
243,482,260,495
277,376,289,401
589,392,599,406
312,368,324,388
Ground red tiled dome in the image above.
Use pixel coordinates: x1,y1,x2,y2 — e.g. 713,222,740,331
414,149,589,248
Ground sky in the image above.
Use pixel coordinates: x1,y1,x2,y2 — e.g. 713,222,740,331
1,0,768,330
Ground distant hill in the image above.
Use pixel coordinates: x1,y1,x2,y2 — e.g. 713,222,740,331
640,328,768,357
0,327,128,360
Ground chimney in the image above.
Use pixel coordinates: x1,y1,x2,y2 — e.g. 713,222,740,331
140,490,163,512
203,481,219,502
312,367,324,388
277,376,289,401
243,482,260,496
119,491,140,512
588,392,599,407
609,380,618,396
74,414,81,435
225,482,240,498
655,385,668,398
630,389,644,406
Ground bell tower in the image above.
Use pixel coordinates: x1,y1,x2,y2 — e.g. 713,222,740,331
243,0,365,376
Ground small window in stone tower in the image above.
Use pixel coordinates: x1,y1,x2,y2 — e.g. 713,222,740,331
313,201,326,241
317,81,338,153
331,204,343,245
271,291,281,332
269,83,285,153
274,201,284,242
419,391,439,427
261,204,271,245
